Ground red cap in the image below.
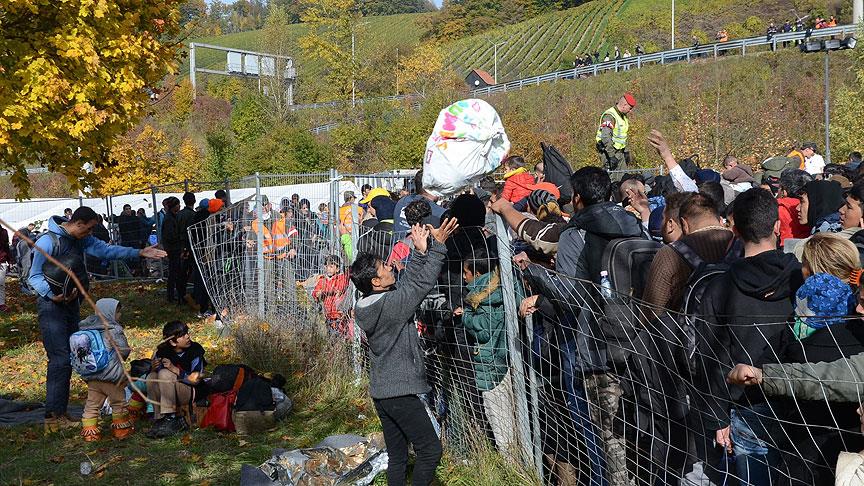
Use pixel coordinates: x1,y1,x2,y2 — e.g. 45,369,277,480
623,92,637,107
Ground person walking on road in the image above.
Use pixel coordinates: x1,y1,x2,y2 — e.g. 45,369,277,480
596,92,636,173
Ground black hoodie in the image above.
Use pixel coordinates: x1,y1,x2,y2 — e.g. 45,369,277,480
802,180,844,226
694,249,803,430
556,201,645,282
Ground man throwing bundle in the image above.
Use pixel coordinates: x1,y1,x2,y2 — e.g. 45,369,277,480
596,92,637,172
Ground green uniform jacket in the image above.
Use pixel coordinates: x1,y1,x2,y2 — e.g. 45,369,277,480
762,352,864,402
462,269,523,392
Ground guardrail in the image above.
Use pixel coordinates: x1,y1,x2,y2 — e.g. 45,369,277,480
306,24,856,134
470,24,856,96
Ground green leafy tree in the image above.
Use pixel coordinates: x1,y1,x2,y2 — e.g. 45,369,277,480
299,0,365,101
261,5,298,121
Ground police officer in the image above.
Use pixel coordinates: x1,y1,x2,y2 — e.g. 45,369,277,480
596,92,636,172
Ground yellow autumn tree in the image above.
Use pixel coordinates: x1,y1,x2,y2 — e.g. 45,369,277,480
0,0,184,198
95,126,194,195
396,42,448,95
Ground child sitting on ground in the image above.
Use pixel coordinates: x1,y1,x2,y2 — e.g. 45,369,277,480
311,255,351,337
72,298,134,441
146,321,206,438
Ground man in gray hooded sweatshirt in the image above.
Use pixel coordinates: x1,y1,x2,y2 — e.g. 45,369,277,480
350,218,458,486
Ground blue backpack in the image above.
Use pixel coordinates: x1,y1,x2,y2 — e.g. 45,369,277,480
69,329,114,376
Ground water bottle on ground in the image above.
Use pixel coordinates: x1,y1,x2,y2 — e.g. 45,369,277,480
599,271,614,300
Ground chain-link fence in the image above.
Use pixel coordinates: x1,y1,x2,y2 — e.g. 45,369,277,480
186,179,864,486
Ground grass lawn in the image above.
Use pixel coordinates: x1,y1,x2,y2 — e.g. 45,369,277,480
0,279,536,485
0,280,380,485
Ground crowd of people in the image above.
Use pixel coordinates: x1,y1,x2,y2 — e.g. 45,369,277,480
7,122,864,484
334,130,864,485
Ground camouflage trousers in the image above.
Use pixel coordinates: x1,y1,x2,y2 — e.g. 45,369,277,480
584,371,632,486
597,145,630,177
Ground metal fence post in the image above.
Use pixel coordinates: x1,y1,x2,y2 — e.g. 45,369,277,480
329,168,340,254
184,178,190,193
524,313,544,482
254,173,265,318
224,178,231,204
495,214,535,471
350,202,362,380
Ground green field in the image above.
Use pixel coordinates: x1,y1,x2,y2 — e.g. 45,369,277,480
185,13,431,88
447,0,626,81
186,0,840,100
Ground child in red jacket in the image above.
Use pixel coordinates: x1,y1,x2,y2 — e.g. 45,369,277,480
501,155,536,203
312,255,351,338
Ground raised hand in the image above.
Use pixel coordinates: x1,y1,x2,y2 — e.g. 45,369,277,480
429,217,459,244
411,223,431,254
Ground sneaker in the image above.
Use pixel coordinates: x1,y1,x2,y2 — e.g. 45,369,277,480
145,416,169,438
148,415,188,439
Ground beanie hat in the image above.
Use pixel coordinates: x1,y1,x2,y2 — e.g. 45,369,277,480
623,92,637,107
793,273,853,339
198,198,210,210
208,198,224,214
695,169,721,184
648,205,666,240
369,195,395,222
528,189,555,212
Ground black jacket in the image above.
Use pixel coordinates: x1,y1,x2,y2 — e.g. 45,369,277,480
176,207,197,251
161,211,182,252
695,249,804,430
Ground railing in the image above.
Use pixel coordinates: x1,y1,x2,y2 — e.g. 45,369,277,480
304,24,855,134
470,24,855,96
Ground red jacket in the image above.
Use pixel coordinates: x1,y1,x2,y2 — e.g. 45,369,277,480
502,168,535,202
312,273,349,320
777,197,811,245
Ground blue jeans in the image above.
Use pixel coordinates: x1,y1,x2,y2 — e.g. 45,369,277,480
730,404,776,486
561,337,608,486
37,296,80,416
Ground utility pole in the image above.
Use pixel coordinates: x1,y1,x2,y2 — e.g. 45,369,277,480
492,40,507,83
824,48,831,164
855,0,863,25
395,47,399,96
351,30,356,108
671,0,676,49
189,43,197,100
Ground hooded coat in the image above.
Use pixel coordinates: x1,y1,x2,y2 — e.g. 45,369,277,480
552,201,645,372
803,180,844,234
78,298,131,384
696,249,804,430
462,269,524,391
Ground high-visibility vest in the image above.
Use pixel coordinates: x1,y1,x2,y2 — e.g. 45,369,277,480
788,150,806,170
595,107,629,150
251,216,293,259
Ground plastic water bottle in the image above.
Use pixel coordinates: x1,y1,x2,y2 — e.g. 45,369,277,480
599,271,614,299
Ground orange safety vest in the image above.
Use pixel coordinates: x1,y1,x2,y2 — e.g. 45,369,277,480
339,204,364,230
251,215,294,259
789,150,806,170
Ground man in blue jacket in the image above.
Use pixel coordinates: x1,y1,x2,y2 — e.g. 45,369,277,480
29,206,166,432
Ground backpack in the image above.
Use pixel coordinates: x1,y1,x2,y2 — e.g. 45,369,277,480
69,329,114,376
671,237,743,376
600,238,663,363
19,231,79,295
